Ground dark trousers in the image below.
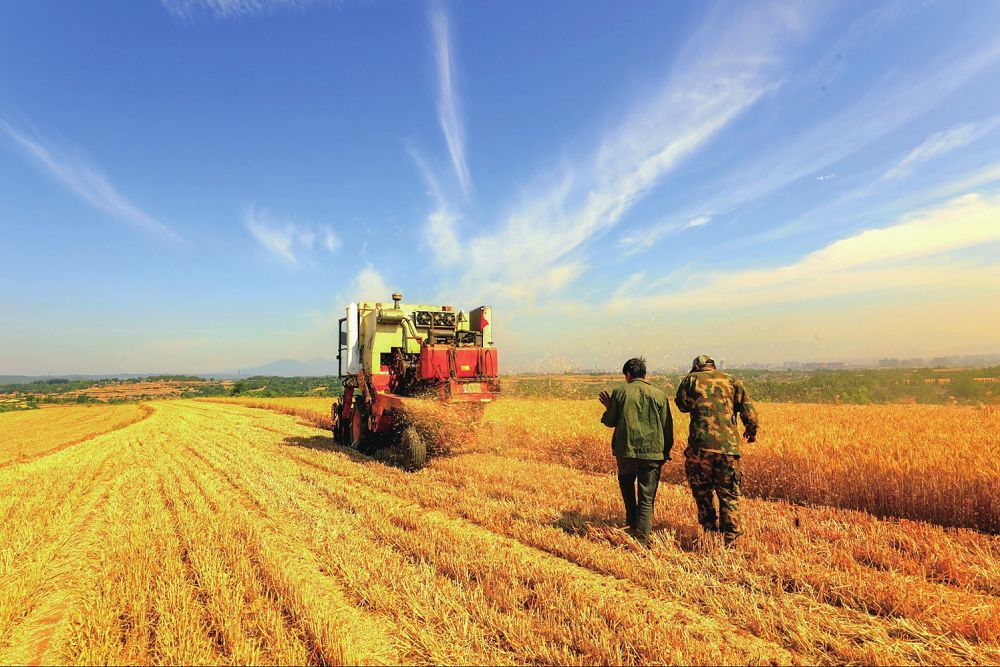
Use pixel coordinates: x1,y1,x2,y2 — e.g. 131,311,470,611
616,457,664,540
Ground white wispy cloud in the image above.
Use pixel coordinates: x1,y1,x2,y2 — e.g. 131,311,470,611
0,118,181,243
619,215,711,253
617,191,1000,309
161,0,314,19
351,264,390,299
412,2,819,307
408,4,469,269
928,159,1000,200
471,5,824,306
431,3,471,197
409,145,462,266
716,43,1000,209
244,206,340,265
799,0,914,92
449,2,813,304
612,272,647,300
322,225,341,253
245,209,297,263
315,263,394,331
502,261,586,303
883,120,998,182
625,41,1000,251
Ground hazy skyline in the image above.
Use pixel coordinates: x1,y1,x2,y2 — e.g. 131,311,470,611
2,0,999,375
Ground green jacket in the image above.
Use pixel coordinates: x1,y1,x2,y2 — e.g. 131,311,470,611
674,370,758,456
601,379,674,460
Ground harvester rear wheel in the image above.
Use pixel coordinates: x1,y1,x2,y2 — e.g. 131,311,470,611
399,426,427,470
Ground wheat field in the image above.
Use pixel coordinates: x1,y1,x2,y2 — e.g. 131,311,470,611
0,403,149,466
207,396,1000,531
479,399,1000,532
1,398,998,665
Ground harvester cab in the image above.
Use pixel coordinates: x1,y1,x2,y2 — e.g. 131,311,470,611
332,293,500,469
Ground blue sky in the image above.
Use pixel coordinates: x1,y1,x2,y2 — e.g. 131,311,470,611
1,0,999,374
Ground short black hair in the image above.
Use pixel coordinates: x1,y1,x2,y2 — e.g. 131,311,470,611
622,357,647,378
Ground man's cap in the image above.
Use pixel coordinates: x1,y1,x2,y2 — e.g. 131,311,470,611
691,354,715,371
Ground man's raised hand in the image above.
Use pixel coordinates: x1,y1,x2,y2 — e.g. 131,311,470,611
599,390,611,408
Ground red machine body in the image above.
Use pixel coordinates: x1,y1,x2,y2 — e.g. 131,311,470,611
339,342,501,440
332,297,500,467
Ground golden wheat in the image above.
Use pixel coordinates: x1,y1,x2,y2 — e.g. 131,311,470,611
203,396,335,430
217,396,1000,531
0,403,149,466
1,399,997,665
480,399,1000,532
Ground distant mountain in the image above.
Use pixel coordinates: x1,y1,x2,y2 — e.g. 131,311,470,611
236,357,339,377
0,375,45,384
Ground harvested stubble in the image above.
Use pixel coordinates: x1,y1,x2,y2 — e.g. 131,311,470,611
1,398,997,666
204,396,335,430
222,396,1000,532
0,403,150,466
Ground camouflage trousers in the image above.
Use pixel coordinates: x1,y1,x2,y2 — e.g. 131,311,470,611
684,449,742,541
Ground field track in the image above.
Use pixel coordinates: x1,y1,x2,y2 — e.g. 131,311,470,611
1,400,998,665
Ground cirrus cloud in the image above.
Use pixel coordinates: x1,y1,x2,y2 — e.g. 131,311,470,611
615,190,1000,310
0,116,182,243
244,206,340,265
883,119,1000,182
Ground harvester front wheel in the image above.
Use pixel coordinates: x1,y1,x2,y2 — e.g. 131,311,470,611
399,426,427,470
350,408,368,449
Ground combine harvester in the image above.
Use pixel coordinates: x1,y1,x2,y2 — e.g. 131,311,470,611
332,293,500,468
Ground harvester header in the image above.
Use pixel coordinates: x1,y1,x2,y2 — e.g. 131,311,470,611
333,293,500,468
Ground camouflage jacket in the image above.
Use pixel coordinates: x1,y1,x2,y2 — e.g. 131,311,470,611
601,379,674,461
674,370,757,455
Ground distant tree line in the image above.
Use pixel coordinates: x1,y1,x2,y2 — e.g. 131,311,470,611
227,376,343,398
4,368,998,406
0,378,98,395
504,366,1000,405
735,366,999,404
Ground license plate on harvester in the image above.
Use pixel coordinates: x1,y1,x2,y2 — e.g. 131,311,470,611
462,383,482,394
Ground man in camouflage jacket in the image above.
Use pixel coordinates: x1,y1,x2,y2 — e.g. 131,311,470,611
675,354,758,545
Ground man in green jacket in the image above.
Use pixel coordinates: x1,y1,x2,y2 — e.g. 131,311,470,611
675,354,758,546
599,357,674,546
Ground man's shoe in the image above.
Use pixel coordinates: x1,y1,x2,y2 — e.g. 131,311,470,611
624,528,650,547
